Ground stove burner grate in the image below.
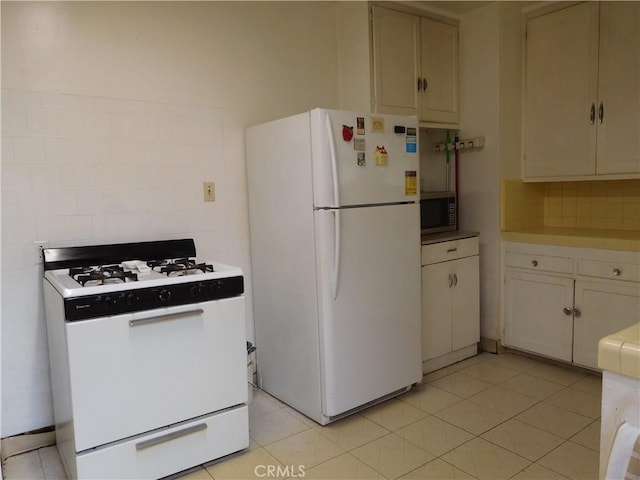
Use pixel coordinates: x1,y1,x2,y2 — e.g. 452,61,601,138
148,258,214,276
72,265,138,287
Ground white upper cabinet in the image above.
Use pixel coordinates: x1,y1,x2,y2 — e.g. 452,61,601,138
523,2,639,180
372,6,459,126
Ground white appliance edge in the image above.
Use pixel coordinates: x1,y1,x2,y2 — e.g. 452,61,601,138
246,108,421,424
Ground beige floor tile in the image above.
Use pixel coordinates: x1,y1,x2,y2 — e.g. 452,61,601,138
399,458,477,479
480,419,565,461
502,373,566,401
249,390,285,418
350,433,434,479
264,429,344,470
545,387,601,419
469,386,538,417
435,399,511,436
483,353,542,373
423,365,459,383
399,384,464,414
38,446,66,480
515,403,592,439
537,441,599,480
570,374,602,396
429,372,493,398
204,448,284,480
304,453,385,480
361,398,428,431
510,463,570,479
570,420,601,452
395,416,474,456
172,466,214,479
249,407,311,446
3,450,45,480
441,438,531,480
459,362,519,385
526,363,586,387
315,414,389,451
447,354,487,371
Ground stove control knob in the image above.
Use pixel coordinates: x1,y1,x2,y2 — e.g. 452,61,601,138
158,289,172,302
208,280,223,295
125,292,140,306
190,283,204,298
102,295,118,308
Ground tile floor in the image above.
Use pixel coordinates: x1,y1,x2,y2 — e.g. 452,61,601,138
2,352,602,480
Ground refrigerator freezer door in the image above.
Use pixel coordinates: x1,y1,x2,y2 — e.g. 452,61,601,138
310,109,419,208
314,203,422,417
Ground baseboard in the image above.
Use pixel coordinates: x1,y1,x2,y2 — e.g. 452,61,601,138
1,430,56,461
479,336,504,354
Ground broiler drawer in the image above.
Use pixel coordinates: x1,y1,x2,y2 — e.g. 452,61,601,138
422,236,479,265
76,406,249,480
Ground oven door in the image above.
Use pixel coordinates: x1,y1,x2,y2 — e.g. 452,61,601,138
66,297,246,452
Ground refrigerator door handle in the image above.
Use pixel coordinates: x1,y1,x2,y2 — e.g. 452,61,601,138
332,209,341,299
325,113,340,208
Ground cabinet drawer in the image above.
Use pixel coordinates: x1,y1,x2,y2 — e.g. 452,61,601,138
577,259,640,283
422,237,478,265
505,252,573,274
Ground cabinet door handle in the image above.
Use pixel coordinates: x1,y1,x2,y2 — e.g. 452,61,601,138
598,102,604,124
590,103,596,125
422,78,428,91
573,308,581,318
448,274,454,288
417,77,422,92
613,268,622,277
531,260,538,267
453,273,458,286
563,307,573,316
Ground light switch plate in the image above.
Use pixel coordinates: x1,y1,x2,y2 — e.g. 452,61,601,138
203,182,215,202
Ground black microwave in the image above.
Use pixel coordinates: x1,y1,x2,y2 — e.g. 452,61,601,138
420,192,456,234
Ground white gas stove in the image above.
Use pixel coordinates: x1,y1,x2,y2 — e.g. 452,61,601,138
43,239,249,479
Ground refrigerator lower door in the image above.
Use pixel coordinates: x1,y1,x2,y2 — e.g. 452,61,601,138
314,203,422,418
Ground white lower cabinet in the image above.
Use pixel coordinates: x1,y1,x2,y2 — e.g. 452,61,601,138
503,242,640,370
422,236,479,373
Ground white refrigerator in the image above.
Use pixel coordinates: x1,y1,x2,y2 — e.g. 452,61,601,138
246,108,422,425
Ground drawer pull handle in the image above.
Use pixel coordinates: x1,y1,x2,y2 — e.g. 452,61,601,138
613,268,622,277
447,248,457,253
129,308,204,327
531,260,538,267
135,423,207,451
563,307,572,316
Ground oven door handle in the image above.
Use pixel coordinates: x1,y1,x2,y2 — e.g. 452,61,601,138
135,422,207,450
129,308,204,327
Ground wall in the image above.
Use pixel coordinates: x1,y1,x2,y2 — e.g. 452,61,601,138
1,1,342,438
458,2,523,343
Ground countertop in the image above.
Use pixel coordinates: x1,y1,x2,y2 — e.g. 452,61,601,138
502,227,640,252
598,323,640,379
422,230,479,245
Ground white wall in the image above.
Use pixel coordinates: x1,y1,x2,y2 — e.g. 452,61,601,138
1,1,342,438
458,2,523,343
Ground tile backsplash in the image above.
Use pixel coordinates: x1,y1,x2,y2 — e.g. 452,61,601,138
502,179,640,232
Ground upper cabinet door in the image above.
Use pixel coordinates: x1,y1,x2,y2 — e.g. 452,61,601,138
420,17,459,124
372,6,421,116
523,2,600,179
595,2,640,175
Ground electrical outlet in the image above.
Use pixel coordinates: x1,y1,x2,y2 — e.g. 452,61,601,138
203,182,215,202
33,240,49,265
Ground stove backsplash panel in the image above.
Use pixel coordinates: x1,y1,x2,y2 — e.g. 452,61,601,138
1,88,228,437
